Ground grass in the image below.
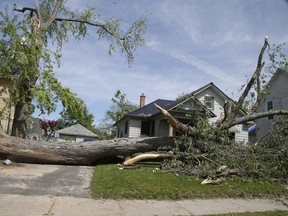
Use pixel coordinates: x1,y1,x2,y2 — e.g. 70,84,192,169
90,163,288,200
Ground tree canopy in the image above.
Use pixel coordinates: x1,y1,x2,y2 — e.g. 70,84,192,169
0,1,146,138
98,90,138,137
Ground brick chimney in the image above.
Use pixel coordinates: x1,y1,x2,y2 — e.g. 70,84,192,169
140,93,146,108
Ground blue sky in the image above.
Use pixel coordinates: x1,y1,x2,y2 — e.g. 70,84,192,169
2,0,288,125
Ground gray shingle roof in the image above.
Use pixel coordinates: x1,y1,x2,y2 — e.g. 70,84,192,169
56,124,98,138
127,99,178,117
126,96,211,118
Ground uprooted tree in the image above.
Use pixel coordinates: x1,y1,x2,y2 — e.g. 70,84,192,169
0,30,288,182
0,0,146,138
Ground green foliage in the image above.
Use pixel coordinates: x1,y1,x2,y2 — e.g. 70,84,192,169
250,117,288,182
175,92,191,101
160,114,288,183
160,115,235,176
240,43,288,113
99,90,138,137
0,1,146,136
267,43,288,72
59,99,95,130
108,90,138,122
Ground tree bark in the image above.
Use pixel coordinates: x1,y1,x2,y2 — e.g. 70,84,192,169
222,109,288,129
11,101,30,138
0,132,174,165
155,102,288,135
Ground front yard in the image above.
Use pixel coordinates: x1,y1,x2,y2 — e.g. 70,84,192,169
90,163,288,200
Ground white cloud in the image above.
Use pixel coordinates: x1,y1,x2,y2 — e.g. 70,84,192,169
169,51,240,84
6,0,288,123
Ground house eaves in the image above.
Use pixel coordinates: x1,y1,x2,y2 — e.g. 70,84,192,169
170,96,216,117
113,99,180,126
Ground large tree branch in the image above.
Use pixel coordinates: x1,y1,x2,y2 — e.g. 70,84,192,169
54,18,120,39
42,0,63,30
231,37,269,119
222,109,288,129
155,102,288,134
154,103,196,135
13,5,36,14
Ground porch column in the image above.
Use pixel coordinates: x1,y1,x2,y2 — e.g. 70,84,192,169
168,124,173,136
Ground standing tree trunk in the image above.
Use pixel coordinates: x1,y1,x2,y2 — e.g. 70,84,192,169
10,63,39,138
8,1,146,138
11,102,29,138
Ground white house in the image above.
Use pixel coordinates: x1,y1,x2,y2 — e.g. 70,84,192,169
192,82,249,143
114,94,214,138
255,68,288,140
114,83,249,143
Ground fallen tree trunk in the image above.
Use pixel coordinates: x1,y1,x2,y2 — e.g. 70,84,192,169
0,131,175,165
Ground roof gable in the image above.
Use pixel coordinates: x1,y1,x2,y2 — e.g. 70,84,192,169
56,124,98,138
192,82,247,116
192,82,232,102
266,68,288,87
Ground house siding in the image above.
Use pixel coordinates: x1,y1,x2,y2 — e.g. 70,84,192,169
194,86,248,143
154,119,161,137
232,124,249,144
194,88,225,124
0,78,15,134
256,71,288,140
128,119,141,138
158,120,169,137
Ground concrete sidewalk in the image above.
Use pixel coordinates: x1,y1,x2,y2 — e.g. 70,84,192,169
0,194,287,216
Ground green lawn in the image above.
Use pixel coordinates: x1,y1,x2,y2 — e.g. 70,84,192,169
90,163,288,200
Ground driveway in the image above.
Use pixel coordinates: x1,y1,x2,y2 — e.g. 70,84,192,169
0,161,94,198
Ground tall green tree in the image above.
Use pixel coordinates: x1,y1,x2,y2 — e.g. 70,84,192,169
59,102,94,130
107,90,138,122
0,1,146,138
99,90,138,136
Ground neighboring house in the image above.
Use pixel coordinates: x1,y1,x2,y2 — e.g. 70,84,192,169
191,82,249,143
114,82,249,143
114,94,215,138
255,68,288,140
0,77,15,134
56,124,98,142
0,52,20,135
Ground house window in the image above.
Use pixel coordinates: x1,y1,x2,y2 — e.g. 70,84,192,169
141,121,150,136
205,96,214,110
124,121,128,134
228,132,235,141
117,128,120,137
267,100,274,120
